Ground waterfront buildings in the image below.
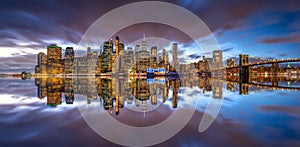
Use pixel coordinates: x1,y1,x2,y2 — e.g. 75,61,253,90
46,44,63,74
34,36,215,77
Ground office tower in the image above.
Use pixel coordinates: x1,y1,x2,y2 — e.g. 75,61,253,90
138,35,150,61
119,43,124,54
212,50,223,69
166,52,170,72
115,36,119,57
87,51,98,75
150,46,157,58
134,36,150,73
198,56,210,72
35,52,47,74
64,47,74,74
172,43,179,71
109,38,114,53
142,34,147,51
162,48,166,63
127,47,134,62
98,41,112,73
134,45,140,67
69,46,95,75
125,47,134,72
115,42,125,73
47,44,63,74
97,41,110,74
166,52,169,64
150,46,158,68
135,45,140,54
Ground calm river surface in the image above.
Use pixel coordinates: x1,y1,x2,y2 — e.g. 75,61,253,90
0,76,300,146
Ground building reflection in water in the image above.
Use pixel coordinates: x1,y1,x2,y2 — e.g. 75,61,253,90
34,76,215,114
34,75,300,114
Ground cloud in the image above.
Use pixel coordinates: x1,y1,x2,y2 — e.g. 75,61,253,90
188,53,202,60
278,53,289,57
259,105,300,118
259,32,300,44
222,47,234,52
0,0,299,73
0,54,37,73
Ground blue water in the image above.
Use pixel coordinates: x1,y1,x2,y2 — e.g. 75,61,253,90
0,77,300,146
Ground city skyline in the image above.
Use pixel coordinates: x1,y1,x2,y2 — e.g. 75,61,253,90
1,0,300,73
31,34,299,79
1,1,300,146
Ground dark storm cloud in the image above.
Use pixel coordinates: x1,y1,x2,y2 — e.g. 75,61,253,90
0,0,298,48
278,53,289,57
0,54,36,73
259,32,300,44
188,53,202,60
259,105,300,118
0,54,36,63
222,47,234,52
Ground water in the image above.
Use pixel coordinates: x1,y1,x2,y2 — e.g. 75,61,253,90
0,76,300,146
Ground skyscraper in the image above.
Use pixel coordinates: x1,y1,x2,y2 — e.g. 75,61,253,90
64,47,74,74
109,38,114,53
150,46,157,58
162,48,166,62
139,35,150,60
98,41,113,74
119,42,124,54
135,45,140,54
172,43,179,71
35,52,47,74
150,46,158,68
47,44,62,74
212,50,223,69
115,36,119,57
141,34,147,51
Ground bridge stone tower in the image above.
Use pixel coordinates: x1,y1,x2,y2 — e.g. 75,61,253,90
239,54,249,83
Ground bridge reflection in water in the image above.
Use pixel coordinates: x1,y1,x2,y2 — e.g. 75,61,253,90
34,75,300,114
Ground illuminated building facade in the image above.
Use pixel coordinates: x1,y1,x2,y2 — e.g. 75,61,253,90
35,52,47,74
98,41,112,74
172,43,179,71
47,44,63,74
64,47,74,74
115,36,119,57
212,50,223,69
150,46,158,68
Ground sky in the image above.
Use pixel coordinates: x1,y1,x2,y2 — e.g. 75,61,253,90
0,0,300,73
